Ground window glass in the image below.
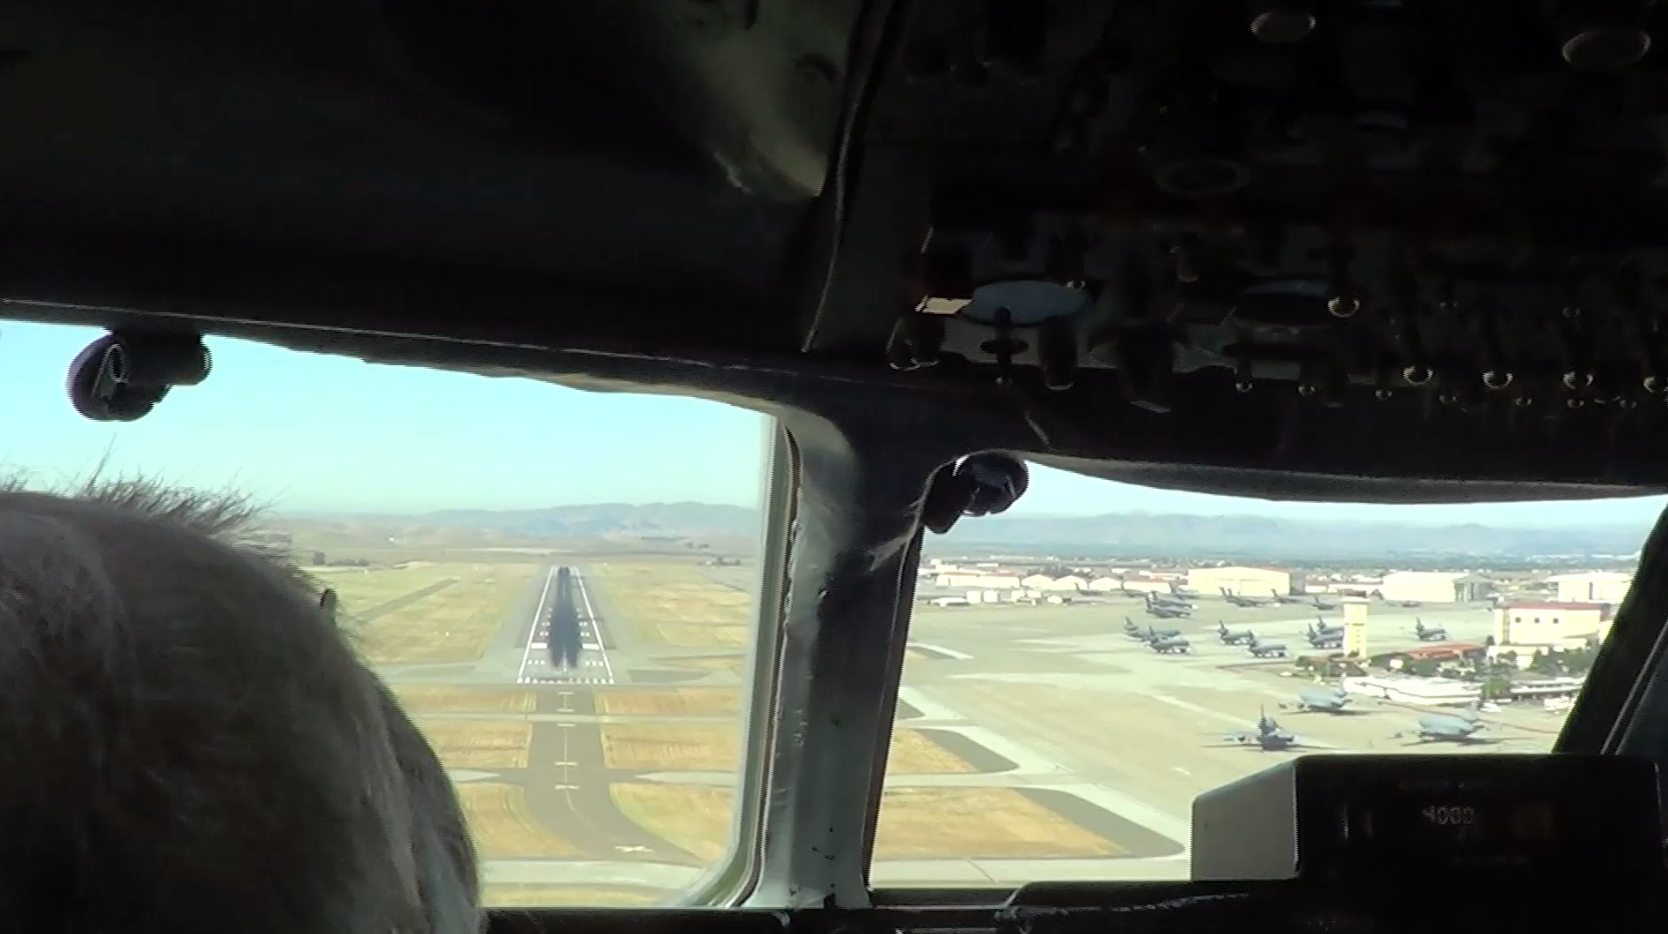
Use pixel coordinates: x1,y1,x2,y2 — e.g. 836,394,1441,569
873,462,1653,887
0,322,772,908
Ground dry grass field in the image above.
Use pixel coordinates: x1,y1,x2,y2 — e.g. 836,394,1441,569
313,565,455,614
597,689,741,717
610,784,734,863
356,563,538,663
889,730,974,773
457,784,579,858
650,624,751,648
611,784,1119,862
601,723,738,772
588,563,751,648
394,685,537,715
873,788,1126,859
659,655,747,675
599,724,970,774
483,886,661,907
415,719,533,769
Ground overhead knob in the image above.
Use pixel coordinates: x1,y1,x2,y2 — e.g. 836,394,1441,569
1249,0,1316,43
1562,25,1652,68
1547,0,1655,70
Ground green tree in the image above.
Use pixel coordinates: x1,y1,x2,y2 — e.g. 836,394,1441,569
1408,658,1441,678
1560,646,1598,675
1481,676,1514,701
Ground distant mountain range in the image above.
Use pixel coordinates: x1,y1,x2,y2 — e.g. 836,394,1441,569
934,512,1652,560
292,502,760,540
282,502,1652,561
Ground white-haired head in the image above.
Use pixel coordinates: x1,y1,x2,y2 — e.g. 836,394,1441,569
0,480,480,933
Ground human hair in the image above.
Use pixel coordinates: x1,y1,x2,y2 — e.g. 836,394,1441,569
0,477,480,933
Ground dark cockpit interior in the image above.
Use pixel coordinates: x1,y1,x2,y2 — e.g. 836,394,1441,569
6,0,1668,929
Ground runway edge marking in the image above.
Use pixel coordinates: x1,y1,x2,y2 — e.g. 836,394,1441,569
573,569,617,685
515,567,559,685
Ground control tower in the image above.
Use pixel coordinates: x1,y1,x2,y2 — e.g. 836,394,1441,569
1342,596,1370,658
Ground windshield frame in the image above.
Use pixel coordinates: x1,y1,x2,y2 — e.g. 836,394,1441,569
1568,500,1668,822
684,422,799,905
735,418,958,909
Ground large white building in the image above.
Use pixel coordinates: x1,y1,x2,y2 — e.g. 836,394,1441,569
1378,570,1493,604
1547,571,1632,604
1187,565,1291,598
1087,576,1172,595
1493,601,1615,648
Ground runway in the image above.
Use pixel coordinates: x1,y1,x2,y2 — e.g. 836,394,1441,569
516,567,618,686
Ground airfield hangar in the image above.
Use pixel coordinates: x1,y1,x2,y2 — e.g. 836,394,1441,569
1378,571,1494,604
1493,601,1616,651
1186,566,1291,597
1547,571,1633,604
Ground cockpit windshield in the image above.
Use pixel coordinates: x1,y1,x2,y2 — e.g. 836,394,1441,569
872,464,1657,887
0,322,773,908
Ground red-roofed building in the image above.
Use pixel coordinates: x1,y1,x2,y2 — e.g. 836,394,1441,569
1396,642,1487,661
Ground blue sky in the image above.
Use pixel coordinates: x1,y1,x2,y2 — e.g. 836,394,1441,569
0,321,1662,525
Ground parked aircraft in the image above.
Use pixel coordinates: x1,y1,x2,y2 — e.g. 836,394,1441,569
1306,622,1343,649
1311,594,1341,610
1217,621,1255,644
1126,617,1181,640
1149,633,1191,654
1393,702,1493,744
1170,581,1200,599
1215,707,1312,751
1271,589,1308,605
1144,622,1182,641
1281,685,1355,713
1220,588,1268,608
1145,593,1194,618
1413,619,1449,641
1149,588,1195,607
1247,636,1287,657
